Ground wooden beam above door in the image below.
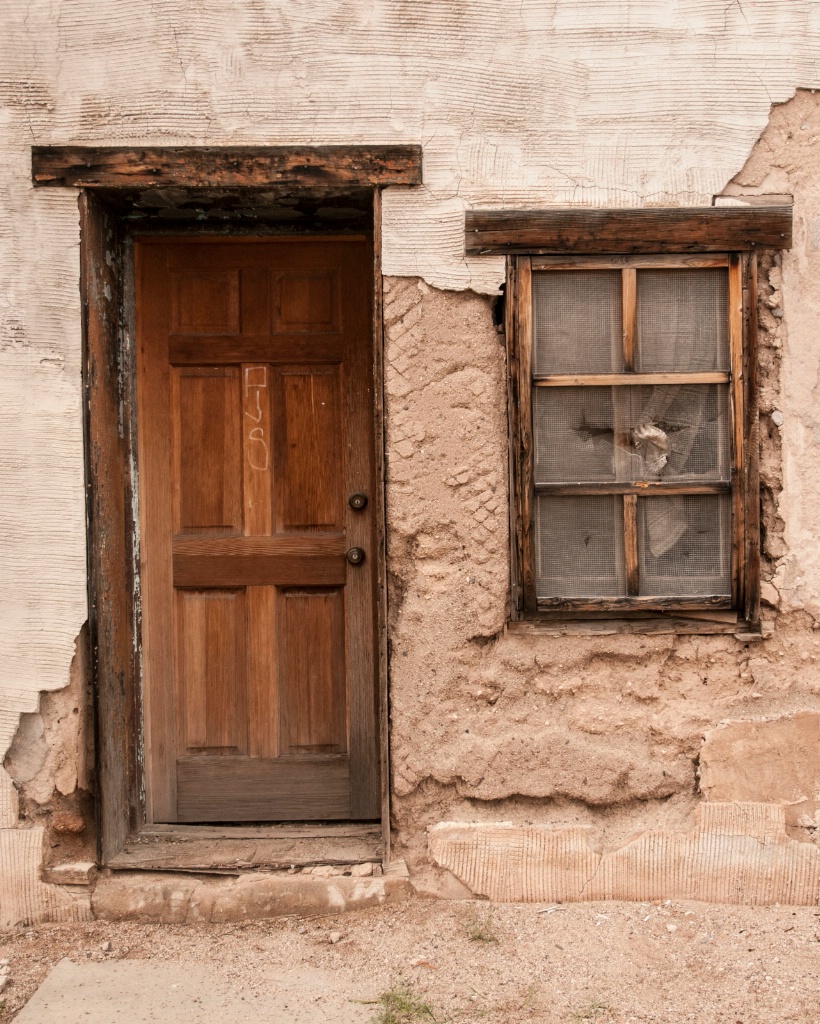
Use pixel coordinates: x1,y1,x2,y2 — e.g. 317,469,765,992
31,144,423,188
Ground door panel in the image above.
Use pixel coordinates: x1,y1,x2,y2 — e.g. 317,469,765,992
275,368,343,531
137,237,378,823
171,270,240,335
176,755,350,822
273,271,340,331
173,368,242,533
278,589,347,755
176,589,247,754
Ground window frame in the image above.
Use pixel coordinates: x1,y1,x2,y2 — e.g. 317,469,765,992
506,251,761,629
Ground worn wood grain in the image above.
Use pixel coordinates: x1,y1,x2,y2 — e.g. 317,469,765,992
272,367,344,531
516,257,537,613
173,535,345,557
537,596,733,612
742,252,761,627
533,372,729,386
173,552,347,587
531,254,729,270
465,206,793,255
172,367,242,532
372,187,391,862
137,242,179,822
343,236,381,819
176,589,248,754
248,586,278,760
507,615,743,637
176,755,351,822
242,363,273,537
624,494,639,596
109,822,382,872
278,590,347,754
81,192,139,863
142,822,380,839
109,834,382,872
621,268,637,371
728,254,745,610
505,257,524,620
535,482,731,496
33,145,423,188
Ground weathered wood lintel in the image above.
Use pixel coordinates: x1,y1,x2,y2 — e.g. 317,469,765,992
465,206,793,255
32,145,423,189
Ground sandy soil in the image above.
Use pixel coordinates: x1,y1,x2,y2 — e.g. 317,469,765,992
1,896,819,1023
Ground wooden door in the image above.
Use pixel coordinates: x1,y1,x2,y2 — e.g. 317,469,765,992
136,237,379,823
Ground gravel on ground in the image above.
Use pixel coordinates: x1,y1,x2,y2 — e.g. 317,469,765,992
1,896,819,1022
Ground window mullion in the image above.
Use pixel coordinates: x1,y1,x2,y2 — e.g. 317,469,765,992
534,372,729,386
742,252,761,625
728,253,745,610
517,255,537,613
622,267,637,371
624,494,639,596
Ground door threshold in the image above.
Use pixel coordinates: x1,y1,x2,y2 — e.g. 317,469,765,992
108,822,383,874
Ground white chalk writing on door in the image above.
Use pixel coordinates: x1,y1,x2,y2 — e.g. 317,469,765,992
243,365,269,471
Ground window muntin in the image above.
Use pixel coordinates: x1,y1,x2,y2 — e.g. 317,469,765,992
513,253,746,614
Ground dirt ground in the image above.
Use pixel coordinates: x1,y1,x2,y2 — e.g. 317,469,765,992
1,895,819,1023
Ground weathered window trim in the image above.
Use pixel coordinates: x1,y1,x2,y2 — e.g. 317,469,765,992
499,219,786,630
466,205,792,255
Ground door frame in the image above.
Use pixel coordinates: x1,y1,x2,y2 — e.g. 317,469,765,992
34,145,423,865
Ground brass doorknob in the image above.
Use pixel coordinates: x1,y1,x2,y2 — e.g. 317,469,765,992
348,492,368,510
346,547,366,565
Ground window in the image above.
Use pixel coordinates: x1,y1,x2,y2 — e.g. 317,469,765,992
460,204,794,626
507,251,759,626
465,205,792,630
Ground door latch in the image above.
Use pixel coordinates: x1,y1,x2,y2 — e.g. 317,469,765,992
346,547,366,565
348,492,368,510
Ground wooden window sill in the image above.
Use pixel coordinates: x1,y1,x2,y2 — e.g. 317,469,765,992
506,616,768,639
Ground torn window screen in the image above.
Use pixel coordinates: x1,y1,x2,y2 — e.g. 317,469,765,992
533,384,730,484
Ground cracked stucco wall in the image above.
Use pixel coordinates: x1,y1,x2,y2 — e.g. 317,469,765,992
3,2,820,918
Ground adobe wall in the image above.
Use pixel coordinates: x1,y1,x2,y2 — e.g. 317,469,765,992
390,91,820,898
3,1,820,920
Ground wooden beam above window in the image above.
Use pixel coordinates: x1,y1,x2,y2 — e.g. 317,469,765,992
32,145,423,189
465,206,792,255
